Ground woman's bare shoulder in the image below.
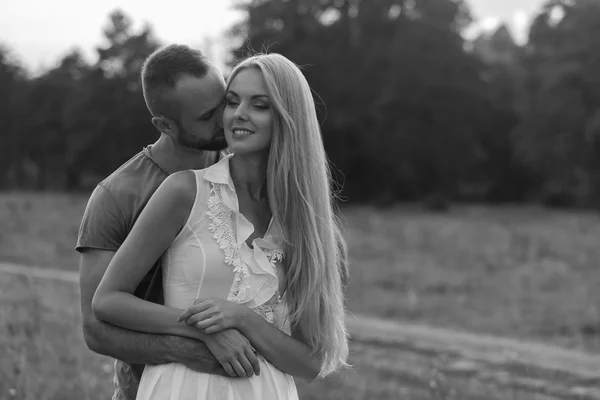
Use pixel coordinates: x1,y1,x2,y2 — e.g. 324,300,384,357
149,170,198,218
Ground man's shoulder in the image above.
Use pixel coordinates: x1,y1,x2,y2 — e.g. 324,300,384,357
98,149,167,210
101,149,165,192
81,149,168,230
76,149,169,252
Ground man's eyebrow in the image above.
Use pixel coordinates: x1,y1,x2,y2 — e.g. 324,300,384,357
227,90,269,100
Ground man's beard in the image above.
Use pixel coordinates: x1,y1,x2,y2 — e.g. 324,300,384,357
176,128,228,152
192,135,228,151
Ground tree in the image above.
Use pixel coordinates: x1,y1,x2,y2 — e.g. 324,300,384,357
0,45,29,187
2,10,161,190
470,26,539,202
72,10,161,184
515,0,600,207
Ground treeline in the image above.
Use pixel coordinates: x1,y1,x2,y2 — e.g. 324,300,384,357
1,0,600,208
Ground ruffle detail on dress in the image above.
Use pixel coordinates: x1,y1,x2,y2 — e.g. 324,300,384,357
207,182,281,312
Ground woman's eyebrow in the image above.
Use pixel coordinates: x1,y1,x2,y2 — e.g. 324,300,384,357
227,90,269,99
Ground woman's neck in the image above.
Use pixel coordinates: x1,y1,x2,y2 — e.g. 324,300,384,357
229,153,269,202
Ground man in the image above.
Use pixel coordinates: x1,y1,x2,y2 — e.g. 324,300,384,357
76,44,257,400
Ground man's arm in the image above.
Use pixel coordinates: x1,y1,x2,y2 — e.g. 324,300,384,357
79,248,226,373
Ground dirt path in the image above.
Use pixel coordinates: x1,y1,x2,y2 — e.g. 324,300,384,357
2,262,600,399
0,262,79,283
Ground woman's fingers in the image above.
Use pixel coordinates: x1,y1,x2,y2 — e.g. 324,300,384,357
203,325,224,334
194,317,219,331
183,310,213,325
176,301,211,322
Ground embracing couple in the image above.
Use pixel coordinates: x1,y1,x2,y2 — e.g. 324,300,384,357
76,44,349,400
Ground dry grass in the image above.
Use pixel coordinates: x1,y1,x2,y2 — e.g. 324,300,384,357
2,192,600,399
2,192,600,352
0,274,113,400
343,205,600,352
0,192,85,270
0,274,561,400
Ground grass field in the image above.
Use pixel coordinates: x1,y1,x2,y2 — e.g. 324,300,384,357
0,273,563,400
2,191,600,351
345,204,600,352
1,191,600,399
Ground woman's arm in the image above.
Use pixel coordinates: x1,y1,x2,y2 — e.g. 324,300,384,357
80,248,227,375
240,310,321,382
92,171,261,378
92,171,203,341
179,298,321,382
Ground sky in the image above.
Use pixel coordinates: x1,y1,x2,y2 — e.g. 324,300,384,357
1,0,547,74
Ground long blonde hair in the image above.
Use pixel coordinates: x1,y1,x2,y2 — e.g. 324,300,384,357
227,54,349,377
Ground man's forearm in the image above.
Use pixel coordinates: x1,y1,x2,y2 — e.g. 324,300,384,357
83,316,226,375
84,319,191,364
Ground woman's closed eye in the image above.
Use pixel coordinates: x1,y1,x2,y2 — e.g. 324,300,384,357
226,98,270,111
225,98,239,107
253,102,270,110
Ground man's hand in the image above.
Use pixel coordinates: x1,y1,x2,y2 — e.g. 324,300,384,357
202,329,261,378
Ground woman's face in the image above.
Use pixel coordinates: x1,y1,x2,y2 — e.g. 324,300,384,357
223,67,274,156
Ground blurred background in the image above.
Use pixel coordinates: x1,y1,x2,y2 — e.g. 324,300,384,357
3,0,597,207
2,0,600,399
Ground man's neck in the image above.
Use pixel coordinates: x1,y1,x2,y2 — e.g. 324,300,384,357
149,134,216,174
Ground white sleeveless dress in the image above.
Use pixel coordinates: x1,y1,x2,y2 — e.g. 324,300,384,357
136,154,298,400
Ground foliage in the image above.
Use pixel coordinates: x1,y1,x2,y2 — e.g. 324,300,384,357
1,10,160,189
1,1,600,208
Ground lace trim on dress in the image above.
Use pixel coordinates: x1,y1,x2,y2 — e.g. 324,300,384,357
207,182,285,325
254,294,279,325
207,183,248,302
265,248,284,265
255,249,285,324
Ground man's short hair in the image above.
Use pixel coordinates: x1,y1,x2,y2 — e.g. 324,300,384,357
141,44,211,120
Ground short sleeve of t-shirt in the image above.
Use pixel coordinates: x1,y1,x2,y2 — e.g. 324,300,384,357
75,183,127,252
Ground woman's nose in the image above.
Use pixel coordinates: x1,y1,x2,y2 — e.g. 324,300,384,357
233,104,248,121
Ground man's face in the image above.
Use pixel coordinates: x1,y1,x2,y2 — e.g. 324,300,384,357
172,70,227,151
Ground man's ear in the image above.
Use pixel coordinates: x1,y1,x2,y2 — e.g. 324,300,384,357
151,116,177,137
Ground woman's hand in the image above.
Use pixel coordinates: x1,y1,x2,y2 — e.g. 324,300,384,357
177,298,252,334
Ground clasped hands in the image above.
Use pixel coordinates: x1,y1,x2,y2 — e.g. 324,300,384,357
178,297,259,378
177,297,251,334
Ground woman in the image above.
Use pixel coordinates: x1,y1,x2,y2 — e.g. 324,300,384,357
92,53,349,399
